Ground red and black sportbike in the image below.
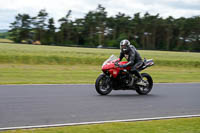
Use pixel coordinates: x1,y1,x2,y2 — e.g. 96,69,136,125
95,55,154,95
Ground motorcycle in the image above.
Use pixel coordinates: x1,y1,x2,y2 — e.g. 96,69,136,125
95,55,154,95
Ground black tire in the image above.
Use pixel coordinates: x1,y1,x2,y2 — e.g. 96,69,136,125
136,73,153,95
95,74,112,95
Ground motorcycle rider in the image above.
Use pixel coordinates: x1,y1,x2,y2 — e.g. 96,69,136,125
118,39,144,85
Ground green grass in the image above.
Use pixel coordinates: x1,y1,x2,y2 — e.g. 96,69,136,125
0,64,100,84
0,64,199,84
0,43,200,84
0,43,200,67
0,39,13,43
3,117,200,133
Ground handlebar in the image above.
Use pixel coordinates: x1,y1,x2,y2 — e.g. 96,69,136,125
114,61,120,67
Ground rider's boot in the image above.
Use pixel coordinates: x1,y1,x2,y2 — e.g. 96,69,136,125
135,72,146,86
136,79,146,86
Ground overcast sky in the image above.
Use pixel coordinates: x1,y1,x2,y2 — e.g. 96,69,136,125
0,0,200,29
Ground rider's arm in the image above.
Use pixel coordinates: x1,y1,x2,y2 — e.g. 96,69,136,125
125,47,136,66
119,52,124,61
119,52,135,68
125,53,135,66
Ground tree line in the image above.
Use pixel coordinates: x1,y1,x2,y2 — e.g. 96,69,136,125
9,4,200,51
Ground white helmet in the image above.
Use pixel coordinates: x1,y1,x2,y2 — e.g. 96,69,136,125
120,39,130,53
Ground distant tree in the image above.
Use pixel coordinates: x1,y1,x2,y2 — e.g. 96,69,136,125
131,13,143,48
106,12,131,47
72,18,85,45
161,16,175,50
83,11,98,46
187,16,200,51
9,6,200,51
9,14,32,43
45,18,56,45
32,9,48,44
58,10,73,45
95,4,107,46
80,4,108,46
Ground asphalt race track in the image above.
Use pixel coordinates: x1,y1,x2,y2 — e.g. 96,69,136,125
0,83,200,128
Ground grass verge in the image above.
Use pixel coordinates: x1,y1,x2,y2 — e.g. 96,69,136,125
0,39,13,43
0,43,200,67
3,117,200,133
0,43,200,84
0,64,200,84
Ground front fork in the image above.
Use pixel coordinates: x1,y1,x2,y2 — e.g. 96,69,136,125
102,75,111,89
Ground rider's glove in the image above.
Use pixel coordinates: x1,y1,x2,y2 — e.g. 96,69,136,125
119,64,127,68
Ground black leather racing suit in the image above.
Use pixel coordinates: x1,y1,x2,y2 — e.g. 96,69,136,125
119,45,143,79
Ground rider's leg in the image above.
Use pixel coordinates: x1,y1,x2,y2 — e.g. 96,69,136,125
131,69,142,79
130,61,143,79
130,62,145,85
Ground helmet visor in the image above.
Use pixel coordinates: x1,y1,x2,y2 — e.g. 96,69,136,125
121,45,126,49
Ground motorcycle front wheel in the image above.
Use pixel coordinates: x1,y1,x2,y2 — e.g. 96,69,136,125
95,74,112,95
136,73,153,95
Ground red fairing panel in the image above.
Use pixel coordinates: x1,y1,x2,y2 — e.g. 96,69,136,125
102,60,131,78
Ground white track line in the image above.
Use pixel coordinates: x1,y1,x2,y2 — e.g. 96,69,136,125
1,114,200,131
0,83,200,86
0,84,94,86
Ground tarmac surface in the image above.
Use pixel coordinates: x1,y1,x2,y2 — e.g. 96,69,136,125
0,83,200,128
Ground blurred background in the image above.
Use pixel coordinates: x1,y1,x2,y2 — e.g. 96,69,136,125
0,0,200,51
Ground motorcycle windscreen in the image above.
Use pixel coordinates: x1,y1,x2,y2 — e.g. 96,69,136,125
102,55,118,67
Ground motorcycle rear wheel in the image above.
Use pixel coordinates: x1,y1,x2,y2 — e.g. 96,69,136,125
95,74,112,95
136,73,153,95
